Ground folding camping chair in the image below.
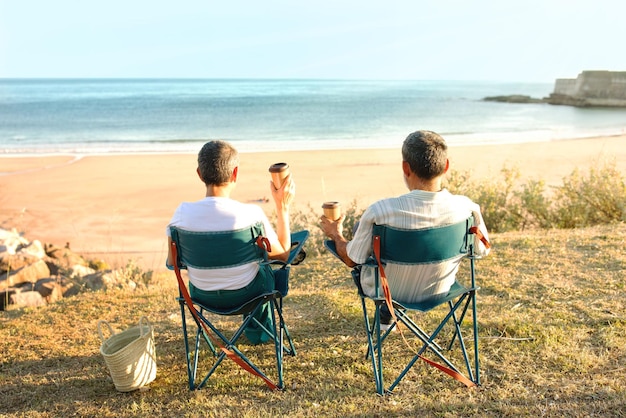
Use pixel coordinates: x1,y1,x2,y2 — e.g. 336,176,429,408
330,217,486,395
169,223,309,390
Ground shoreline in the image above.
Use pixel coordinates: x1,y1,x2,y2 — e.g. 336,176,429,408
1,134,624,271
2,129,626,158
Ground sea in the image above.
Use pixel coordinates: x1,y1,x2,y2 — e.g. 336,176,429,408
1,78,625,155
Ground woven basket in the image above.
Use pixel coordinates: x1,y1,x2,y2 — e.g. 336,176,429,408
97,316,157,392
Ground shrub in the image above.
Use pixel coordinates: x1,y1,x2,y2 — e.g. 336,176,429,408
445,161,626,233
283,162,626,255
514,178,555,229
552,161,626,228
278,199,365,258
115,259,154,288
289,203,325,257
446,166,530,232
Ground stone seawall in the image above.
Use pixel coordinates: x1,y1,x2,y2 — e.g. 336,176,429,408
548,70,626,107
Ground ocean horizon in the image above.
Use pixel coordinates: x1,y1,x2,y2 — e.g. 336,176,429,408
1,78,625,155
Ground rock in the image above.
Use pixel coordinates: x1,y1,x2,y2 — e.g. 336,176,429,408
18,240,46,259
1,226,153,310
34,278,63,303
69,264,96,278
83,270,138,291
0,228,29,254
15,281,34,291
483,95,545,104
83,271,107,291
0,252,32,273
10,290,46,308
61,281,80,298
0,240,47,273
545,93,592,107
43,257,62,276
548,70,626,107
0,289,17,310
45,245,88,267
0,259,51,287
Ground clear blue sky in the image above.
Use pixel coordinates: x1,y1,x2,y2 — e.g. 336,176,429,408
1,0,624,82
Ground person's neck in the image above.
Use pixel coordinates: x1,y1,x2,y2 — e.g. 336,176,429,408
205,183,233,198
409,177,443,192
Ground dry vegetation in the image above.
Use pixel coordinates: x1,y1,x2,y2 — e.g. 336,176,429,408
1,222,625,417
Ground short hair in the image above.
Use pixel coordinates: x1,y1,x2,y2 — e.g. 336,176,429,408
402,130,448,180
197,140,240,185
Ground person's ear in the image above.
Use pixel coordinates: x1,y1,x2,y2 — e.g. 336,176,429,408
231,166,238,182
402,160,412,177
196,167,203,181
444,159,450,173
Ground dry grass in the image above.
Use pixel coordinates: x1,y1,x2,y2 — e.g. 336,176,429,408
1,224,625,417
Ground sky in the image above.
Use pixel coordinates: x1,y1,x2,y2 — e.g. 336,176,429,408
1,0,625,82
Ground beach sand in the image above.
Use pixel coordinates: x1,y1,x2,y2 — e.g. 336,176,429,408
1,135,624,270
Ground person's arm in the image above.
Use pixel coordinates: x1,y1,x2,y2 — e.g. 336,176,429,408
267,174,295,261
320,215,357,267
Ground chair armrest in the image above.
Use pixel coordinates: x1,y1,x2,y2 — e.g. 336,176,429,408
285,230,310,265
323,240,340,261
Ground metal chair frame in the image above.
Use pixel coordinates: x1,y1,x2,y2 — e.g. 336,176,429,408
170,224,308,390
349,217,481,394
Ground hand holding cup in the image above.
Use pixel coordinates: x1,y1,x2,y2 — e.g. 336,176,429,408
269,162,295,209
322,201,341,221
269,162,290,190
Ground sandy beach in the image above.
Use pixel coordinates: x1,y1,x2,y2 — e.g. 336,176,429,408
1,135,624,271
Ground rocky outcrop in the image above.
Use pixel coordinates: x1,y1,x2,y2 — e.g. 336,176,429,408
0,228,151,311
546,71,626,107
483,70,626,108
483,95,546,104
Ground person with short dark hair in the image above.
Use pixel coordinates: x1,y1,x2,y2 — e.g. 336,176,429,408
320,130,490,329
167,140,294,343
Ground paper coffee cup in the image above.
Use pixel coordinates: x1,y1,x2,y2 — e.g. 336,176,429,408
322,201,341,221
269,162,290,189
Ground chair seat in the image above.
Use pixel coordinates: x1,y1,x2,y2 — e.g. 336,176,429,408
395,281,477,312
179,291,280,316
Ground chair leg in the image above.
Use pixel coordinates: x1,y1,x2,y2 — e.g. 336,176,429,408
442,293,479,384
270,300,284,390
448,297,476,383
181,298,296,391
361,297,385,395
275,297,296,357
471,290,480,385
179,299,196,390
279,298,297,356
469,258,480,385
386,295,478,393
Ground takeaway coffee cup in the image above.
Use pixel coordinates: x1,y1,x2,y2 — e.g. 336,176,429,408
322,201,341,221
269,162,290,189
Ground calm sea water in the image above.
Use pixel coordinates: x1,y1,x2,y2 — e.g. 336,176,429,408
1,78,625,155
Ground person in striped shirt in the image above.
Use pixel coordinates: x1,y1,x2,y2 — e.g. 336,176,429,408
320,130,490,329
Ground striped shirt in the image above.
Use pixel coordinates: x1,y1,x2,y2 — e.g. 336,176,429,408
346,189,490,304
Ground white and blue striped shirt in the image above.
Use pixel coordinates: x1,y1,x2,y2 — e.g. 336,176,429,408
346,189,490,304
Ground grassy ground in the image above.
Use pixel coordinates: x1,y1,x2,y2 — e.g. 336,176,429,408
1,223,625,417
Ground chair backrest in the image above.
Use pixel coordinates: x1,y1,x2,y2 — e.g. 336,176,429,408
372,216,473,265
170,223,267,270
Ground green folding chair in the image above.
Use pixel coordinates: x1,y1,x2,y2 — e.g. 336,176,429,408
327,217,485,394
169,223,309,390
